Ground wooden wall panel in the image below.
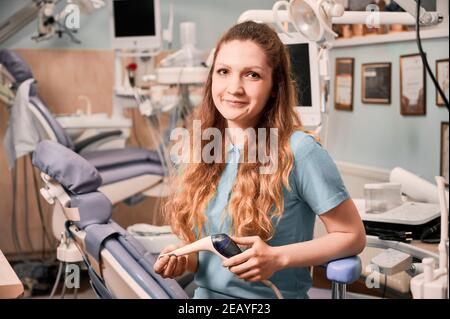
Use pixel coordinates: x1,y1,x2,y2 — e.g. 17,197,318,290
0,49,168,258
14,49,114,116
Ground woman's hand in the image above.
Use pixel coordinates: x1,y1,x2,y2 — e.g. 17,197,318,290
153,244,188,279
222,236,284,282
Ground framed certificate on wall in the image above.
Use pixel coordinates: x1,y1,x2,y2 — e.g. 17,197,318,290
436,59,449,107
441,122,449,185
400,53,426,116
361,62,391,104
334,58,354,111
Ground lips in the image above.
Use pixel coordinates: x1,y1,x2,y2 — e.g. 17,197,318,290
223,99,248,108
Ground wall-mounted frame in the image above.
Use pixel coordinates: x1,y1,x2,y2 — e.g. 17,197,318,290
400,53,426,116
441,122,449,186
361,62,391,104
334,57,354,111
436,59,449,107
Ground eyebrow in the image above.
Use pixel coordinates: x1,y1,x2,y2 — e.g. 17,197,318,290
216,63,265,72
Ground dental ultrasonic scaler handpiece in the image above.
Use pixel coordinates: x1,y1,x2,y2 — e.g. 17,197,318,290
158,234,283,299
159,234,241,260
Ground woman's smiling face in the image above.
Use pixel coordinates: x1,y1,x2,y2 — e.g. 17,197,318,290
212,40,274,129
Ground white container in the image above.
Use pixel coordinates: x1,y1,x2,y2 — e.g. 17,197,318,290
364,183,402,214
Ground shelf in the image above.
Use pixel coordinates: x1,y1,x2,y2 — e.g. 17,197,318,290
332,27,449,48
114,87,151,97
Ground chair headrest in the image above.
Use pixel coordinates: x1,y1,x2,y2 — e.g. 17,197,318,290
32,140,102,194
0,50,34,89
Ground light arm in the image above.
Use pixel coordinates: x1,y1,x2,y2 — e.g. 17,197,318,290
395,0,443,25
238,0,444,27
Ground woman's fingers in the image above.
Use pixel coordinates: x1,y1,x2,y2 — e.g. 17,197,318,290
229,259,256,275
230,236,259,246
163,256,177,277
238,268,259,280
158,256,188,278
222,248,254,267
160,244,179,254
153,255,169,274
154,244,191,278
173,256,187,277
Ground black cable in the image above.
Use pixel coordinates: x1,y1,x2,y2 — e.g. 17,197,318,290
365,225,413,242
416,0,449,111
365,226,412,237
382,275,387,299
378,235,412,243
365,225,403,234
420,221,441,244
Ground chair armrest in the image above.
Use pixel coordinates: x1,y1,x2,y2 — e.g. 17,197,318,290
74,130,122,153
325,256,362,285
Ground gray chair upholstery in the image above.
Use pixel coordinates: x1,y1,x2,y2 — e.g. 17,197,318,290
82,148,164,184
32,140,187,299
0,49,164,187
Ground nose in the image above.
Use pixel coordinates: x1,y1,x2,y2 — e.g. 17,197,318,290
226,75,244,95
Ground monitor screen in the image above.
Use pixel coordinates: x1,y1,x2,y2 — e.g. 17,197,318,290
113,1,156,37
287,43,312,107
277,32,321,127
110,0,161,50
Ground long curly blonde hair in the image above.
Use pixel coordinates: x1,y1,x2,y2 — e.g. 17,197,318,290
163,21,304,242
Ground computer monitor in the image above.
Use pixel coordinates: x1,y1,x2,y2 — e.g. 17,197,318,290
277,32,321,127
109,0,162,50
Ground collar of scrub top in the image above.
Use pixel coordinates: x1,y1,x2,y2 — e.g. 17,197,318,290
224,132,245,153
224,138,243,165
225,141,244,166
226,141,244,152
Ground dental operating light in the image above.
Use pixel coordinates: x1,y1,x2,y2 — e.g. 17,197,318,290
273,0,344,43
240,0,445,37
273,0,443,44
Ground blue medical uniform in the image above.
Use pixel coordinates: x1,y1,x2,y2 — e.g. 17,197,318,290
193,130,350,299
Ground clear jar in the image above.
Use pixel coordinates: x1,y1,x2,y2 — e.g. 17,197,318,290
364,183,402,213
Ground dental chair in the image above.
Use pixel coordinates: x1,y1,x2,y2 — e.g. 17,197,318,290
1,50,169,240
32,140,362,299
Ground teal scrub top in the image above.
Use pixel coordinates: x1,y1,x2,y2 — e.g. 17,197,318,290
193,130,350,299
